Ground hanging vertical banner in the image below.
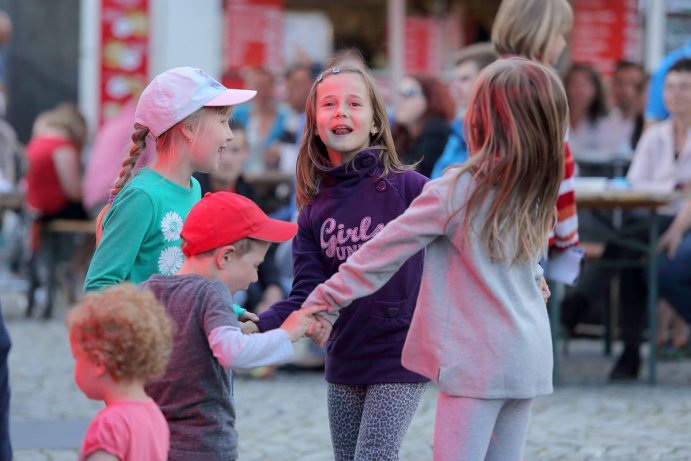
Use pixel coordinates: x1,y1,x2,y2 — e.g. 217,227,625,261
100,0,150,125
570,0,641,77
404,16,442,75
224,0,284,76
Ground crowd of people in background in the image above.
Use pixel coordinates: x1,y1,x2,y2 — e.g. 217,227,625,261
0,0,691,459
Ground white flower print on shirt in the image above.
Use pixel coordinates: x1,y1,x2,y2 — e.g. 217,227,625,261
161,211,183,242
158,246,184,275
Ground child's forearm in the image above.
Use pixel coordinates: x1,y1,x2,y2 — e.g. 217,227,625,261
207,326,293,369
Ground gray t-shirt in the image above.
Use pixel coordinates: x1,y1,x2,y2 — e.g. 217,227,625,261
142,274,293,461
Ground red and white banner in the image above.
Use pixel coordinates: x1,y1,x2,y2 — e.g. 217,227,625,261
570,0,641,77
99,0,150,125
404,16,442,75
224,0,284,75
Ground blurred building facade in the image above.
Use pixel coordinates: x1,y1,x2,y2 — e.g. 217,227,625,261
0,0,685,143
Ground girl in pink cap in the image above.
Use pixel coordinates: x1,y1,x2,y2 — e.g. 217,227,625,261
84,67,255,292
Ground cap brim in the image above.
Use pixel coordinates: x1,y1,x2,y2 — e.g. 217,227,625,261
250,218,298,243
205,89,257,107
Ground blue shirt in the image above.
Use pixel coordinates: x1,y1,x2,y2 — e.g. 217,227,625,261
431,119,468,179
231,103,287,172
646,40,691,121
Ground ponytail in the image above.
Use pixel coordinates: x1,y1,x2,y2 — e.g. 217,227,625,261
96,124,149,247
110,124,149,199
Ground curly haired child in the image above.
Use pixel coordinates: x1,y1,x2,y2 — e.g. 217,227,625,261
67,283,174,461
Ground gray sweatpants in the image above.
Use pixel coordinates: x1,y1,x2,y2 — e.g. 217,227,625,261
327,382,426,461
433,391,533,461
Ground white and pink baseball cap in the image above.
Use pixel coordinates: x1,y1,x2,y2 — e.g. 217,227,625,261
135,67,256,138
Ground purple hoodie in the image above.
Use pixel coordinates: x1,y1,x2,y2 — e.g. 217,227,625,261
257,149,428,384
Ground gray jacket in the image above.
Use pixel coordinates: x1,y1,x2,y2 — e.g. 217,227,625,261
305,171,553,399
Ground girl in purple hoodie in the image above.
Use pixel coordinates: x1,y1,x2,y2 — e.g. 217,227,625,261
245,64,429,461
303,58,566,461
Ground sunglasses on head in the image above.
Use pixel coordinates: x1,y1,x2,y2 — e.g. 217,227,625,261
398,87,423,98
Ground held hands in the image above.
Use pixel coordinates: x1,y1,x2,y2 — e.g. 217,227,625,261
240,305,332,344
241,320,260,334
307,315,332,347
279,305,329,342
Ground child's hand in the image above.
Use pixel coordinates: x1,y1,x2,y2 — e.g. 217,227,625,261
241,321,260,334
280,311,313,342
299,304,331,346
307,315,332,347
539,276,551,304
280,305,327,342
240,311,260,322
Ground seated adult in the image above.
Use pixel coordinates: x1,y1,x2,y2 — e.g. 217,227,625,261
658,200,691,338
561,58,691,380
646,39,691,123
232,68,287,174
392,74,453,178
26,102,88,221
563,63,617,162
25,103,90,303
601,60,647,155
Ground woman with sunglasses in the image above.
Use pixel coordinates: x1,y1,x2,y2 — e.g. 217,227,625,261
392,75,454,178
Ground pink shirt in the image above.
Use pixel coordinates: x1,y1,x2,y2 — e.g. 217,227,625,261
80,399,169,461
82,101,156,213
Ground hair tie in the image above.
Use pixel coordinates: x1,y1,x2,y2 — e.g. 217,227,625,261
317,67,344,82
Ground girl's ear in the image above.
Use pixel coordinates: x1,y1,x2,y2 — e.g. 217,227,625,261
370,125,379,135
180,122,195,143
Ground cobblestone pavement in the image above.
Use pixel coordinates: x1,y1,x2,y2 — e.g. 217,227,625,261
3,295,691,461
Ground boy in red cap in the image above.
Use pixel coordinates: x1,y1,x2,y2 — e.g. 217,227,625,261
141,191,323,461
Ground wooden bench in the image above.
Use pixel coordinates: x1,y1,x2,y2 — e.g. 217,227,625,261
26,219,95,319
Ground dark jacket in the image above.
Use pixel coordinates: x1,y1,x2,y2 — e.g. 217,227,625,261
257,149,428,384
401,116,451,178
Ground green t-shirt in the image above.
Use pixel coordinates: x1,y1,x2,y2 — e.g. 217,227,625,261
84,168,201,292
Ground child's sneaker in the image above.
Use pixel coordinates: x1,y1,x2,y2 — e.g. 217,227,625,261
248,366,275,379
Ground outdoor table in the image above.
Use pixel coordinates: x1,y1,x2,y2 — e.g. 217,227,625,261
551,186,682,385
0,190,23,211
573,154,631,179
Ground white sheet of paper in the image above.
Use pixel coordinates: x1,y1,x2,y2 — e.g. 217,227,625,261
545,247,585,286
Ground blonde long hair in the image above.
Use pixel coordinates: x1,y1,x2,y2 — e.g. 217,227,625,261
491,0,573,65
452,57,568,264
295,66,412,209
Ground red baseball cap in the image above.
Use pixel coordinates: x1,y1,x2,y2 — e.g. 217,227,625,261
181,192,298,257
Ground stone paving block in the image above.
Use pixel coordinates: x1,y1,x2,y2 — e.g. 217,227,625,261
6,305,691,460
14,449,78,461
